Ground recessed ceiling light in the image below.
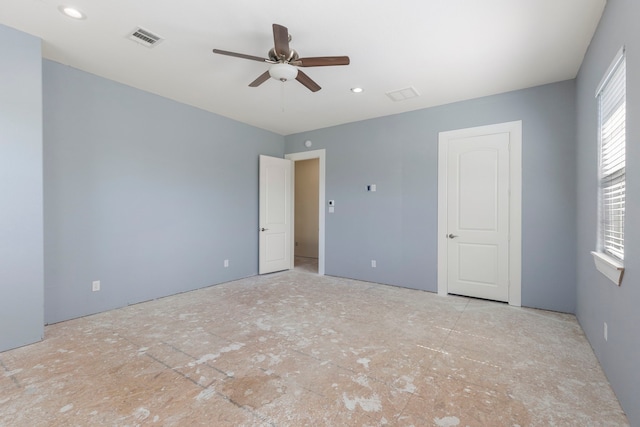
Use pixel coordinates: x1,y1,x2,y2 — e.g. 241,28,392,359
58,5,86,20
350,87,364,93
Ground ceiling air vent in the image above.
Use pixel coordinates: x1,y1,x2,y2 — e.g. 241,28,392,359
127,27,164,48
386,86,420,102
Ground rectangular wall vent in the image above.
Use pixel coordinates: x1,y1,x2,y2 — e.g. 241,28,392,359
127,27,164,48
386,86,420,102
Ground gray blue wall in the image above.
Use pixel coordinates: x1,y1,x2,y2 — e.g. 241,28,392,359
575,0,640,424
43,60,283,324
285,80,577,313
5,8,638,423
0,25,44,351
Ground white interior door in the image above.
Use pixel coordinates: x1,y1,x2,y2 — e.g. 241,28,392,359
438,121,522,305
259,155,293,274
446,134,510,301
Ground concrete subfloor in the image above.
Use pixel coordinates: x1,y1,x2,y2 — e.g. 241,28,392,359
0,264,628,426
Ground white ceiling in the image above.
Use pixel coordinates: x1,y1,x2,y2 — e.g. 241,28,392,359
1,0,605,135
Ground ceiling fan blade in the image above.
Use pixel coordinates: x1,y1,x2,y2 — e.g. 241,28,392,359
296,70,321,92
249,71,271,87
272,24,290,58
212,49,270,63
297,56,350,67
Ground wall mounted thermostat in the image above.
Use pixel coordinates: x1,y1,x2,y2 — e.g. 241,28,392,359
328,200,335,206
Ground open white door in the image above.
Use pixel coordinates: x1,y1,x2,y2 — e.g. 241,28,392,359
259,155,293,274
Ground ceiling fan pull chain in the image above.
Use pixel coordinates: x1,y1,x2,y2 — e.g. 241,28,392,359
281,81,285,113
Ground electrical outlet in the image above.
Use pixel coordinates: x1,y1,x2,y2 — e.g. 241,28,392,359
224,259,229,268
604,322,608,341
371,260,377,268
92,280,100,292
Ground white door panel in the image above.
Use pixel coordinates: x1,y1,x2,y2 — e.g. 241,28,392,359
457,147,501,231
265,233,286,261
458,243,498,285
259,155,292,274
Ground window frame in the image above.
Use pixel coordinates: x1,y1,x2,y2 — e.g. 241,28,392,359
592,46,626,286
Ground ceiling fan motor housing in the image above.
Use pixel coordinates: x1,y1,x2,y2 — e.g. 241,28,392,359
268,47,299,63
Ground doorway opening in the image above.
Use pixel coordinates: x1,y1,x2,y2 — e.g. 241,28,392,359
285,149,326,275
294,158,319,273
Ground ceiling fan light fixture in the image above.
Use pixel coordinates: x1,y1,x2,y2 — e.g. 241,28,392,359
269,63,298,82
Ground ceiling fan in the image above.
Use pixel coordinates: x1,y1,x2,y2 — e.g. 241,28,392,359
212,24,350,92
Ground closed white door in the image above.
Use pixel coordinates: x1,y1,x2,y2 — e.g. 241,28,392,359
446,133,510,302
259,155,292,274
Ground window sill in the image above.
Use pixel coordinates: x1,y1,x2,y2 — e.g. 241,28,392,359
591,251,624,286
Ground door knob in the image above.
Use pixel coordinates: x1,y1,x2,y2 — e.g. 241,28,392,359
261,228,269,232
448,233,458,239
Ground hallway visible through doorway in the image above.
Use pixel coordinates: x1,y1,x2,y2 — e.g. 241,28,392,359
294,157,319,273
294,255,318,273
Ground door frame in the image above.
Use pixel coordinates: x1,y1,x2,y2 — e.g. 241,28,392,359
437,121,522,306
285,149,326,275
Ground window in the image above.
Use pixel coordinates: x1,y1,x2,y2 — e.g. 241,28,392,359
592,47,626,285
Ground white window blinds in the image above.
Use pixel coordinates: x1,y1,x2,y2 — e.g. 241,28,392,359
596,48,626,261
